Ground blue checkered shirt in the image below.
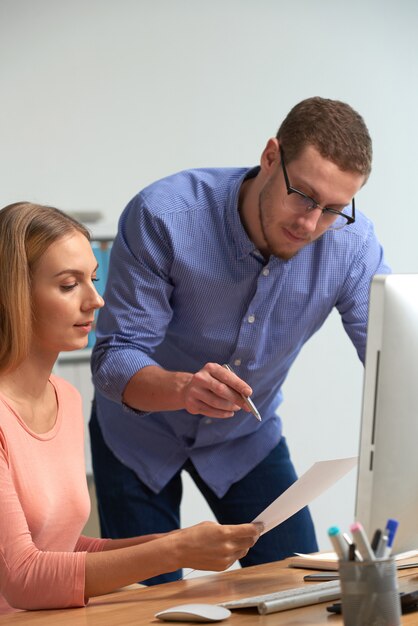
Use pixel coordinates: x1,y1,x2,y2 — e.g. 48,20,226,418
91,167,390,497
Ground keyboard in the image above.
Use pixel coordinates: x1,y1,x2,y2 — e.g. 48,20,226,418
220,579,341,615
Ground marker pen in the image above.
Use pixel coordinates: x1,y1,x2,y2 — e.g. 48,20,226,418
375,533,389,559
371,528,382,554
350,522,375,561
343,531,362,561
384,518,399,557
328,526,348,561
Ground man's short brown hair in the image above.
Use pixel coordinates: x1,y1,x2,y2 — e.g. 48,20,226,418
276,96,372,180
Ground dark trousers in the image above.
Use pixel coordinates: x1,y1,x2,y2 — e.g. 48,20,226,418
89,407,318,585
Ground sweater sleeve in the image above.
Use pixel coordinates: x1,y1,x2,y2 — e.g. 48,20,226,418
74,535,110,552
0,441,87,610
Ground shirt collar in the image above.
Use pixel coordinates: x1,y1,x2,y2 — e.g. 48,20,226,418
226,166,261,261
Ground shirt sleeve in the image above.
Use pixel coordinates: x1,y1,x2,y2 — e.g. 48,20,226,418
74,535,110,552
336,220,391,363
91,195,175,402
0,440,87,610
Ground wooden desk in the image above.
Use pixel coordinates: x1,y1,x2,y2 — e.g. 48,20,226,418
2,559,418,625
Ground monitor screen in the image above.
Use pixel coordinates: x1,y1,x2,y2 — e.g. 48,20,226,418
355,274,418,553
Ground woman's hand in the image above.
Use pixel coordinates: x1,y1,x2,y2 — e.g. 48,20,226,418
171,521,263,571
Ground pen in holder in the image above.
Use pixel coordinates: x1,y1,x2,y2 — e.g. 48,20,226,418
338,558,401,626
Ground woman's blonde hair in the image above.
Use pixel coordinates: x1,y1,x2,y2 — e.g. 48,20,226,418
0,202,90,372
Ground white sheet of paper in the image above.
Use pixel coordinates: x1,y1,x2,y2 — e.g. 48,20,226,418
293,549,418,562
253,456,357,535
294,551,337,560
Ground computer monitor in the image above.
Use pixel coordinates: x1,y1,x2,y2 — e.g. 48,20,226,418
355,273,418,553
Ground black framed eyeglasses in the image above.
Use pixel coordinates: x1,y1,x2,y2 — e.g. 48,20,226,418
279,147,356,231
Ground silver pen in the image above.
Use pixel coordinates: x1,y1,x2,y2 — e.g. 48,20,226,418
223,364,262,422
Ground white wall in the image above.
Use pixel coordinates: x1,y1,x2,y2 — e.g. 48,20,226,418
2,0,418,562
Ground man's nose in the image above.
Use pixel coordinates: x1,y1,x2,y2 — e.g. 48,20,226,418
295,207,323,233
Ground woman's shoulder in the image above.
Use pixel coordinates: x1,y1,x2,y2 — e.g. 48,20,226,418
49,373,82,402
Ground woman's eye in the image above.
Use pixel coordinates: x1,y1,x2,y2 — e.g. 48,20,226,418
61,283,77,291
92,277,100,283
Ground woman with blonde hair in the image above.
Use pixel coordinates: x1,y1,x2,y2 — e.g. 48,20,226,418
0,202,261,613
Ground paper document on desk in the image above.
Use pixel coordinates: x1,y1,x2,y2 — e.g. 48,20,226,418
253,456,357,535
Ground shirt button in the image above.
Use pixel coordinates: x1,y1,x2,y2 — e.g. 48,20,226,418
204,418,212,425
262,268,270,276
248,315,255,323
234,358,242,366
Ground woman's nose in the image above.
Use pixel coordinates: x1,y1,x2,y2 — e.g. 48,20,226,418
83,286,105,311
94,293,105,310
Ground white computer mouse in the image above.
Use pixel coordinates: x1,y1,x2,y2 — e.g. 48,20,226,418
155,603,231,622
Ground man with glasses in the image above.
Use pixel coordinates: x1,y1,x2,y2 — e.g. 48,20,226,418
90,97,390,585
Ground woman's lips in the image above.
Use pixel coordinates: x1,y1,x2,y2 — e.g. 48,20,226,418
74,321,93,332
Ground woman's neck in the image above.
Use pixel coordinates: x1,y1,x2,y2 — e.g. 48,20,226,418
0,354,58,433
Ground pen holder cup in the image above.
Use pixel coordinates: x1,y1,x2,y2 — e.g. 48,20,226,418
339,558,401,626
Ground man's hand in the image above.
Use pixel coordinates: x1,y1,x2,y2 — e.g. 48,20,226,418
123,362,254,418
182,362,253,419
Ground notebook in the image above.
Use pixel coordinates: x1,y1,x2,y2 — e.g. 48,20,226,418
288,549,418,571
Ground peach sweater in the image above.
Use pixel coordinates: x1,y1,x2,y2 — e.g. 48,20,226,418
0,375,108,614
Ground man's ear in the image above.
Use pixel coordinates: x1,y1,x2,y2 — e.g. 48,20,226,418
260,137,280,173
